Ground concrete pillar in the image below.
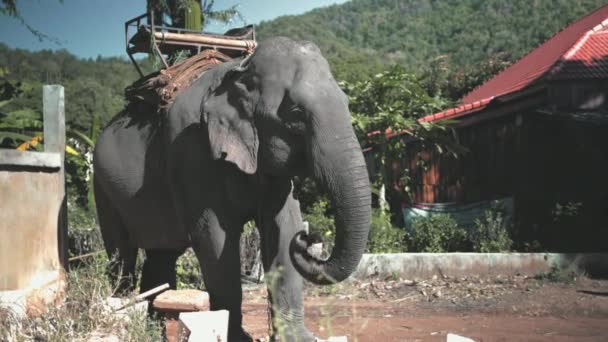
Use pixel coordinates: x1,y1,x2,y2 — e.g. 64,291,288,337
43,85,68,269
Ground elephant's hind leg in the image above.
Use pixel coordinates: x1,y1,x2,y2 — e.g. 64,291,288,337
94,181,138,295
140,249,183,317
140,249,182,292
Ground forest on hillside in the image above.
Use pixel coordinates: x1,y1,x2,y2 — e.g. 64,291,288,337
0,44,143,132
257,0,607,80
3,0,604,135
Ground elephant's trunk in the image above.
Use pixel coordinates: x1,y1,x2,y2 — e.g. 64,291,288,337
290,125,371,285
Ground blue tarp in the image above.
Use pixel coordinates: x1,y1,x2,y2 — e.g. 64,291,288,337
402,197,514,230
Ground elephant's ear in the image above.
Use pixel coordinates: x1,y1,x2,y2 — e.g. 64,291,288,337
204,108,258,174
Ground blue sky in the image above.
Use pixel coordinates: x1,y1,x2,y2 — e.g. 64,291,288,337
0,0,349,59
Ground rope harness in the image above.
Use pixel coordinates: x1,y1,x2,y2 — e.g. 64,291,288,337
125,49,233,112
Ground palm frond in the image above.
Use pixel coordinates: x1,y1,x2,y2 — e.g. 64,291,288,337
67,129,95,148
205,4,243,25
0,131,33,145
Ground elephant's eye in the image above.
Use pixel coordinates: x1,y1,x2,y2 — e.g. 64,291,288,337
278,96,307,135
283,105,307,135
286,120,306,135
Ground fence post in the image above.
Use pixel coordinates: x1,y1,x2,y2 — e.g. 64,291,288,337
43,85,68,270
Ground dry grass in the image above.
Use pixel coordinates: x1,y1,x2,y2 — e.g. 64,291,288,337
0,255,162,342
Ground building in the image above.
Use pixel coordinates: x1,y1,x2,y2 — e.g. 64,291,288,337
400,5,608,251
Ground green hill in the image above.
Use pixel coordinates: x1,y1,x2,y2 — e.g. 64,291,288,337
256,0,607,80
2,0,606,130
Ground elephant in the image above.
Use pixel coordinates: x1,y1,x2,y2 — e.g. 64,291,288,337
93,37,371,341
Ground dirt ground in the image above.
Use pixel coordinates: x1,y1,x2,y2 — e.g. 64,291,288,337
241,274,608,341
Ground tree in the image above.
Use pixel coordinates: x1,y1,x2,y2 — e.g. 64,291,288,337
146,0,242,30
342,65,465,220
421,53,512,102
0,0,63,43
298,66,464,227
255,0,606,84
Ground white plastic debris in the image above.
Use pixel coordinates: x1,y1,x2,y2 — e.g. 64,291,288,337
316,337,347,342
447,333,475,342
180,310,229,342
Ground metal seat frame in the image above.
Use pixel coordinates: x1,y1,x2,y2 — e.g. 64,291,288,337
125,12,256,78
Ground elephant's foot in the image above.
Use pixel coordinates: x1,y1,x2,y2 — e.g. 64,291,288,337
228,326,254,342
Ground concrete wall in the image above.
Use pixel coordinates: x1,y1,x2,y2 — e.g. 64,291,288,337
353,253,608,279
0,153,62,290
0,85,67,316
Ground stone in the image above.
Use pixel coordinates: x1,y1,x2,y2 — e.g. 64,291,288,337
152,289,209,312
180,310,229,342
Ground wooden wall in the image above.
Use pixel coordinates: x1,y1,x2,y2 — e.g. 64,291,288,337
386,109,608,251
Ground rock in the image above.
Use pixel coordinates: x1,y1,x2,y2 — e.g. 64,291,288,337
152,289,209,311
180,310,229,342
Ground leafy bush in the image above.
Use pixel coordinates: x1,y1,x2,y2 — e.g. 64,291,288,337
367,208,406,253
176,249,204,289
305,199,407,254
293,176,327,215
240,221,262,279
470,208,513,253
407,214,467,252
535,263,582,284
303,198,336,253
552,201,583,221
68,201,103,259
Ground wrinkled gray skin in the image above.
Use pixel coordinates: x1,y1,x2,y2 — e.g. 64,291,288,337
93,37,371,341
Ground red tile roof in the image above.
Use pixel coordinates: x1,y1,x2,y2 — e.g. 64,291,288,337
549,29,608,80
420,5,608,123
418,97,493,123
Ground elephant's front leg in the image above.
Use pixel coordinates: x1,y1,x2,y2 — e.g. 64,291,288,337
258,183,315,342
190,208,252,342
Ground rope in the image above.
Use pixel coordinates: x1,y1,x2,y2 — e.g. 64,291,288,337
125,49,233,111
